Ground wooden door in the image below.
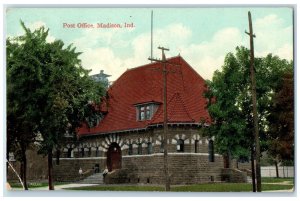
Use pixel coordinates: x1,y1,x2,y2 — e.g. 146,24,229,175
107,142,122,172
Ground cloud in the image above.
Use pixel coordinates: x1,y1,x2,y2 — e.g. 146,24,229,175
74,14,293,82
172,27,243,80
27,21,55,43
76,23,192,80
253,14,293,60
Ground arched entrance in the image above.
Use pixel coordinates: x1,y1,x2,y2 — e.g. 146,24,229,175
106,142,122,172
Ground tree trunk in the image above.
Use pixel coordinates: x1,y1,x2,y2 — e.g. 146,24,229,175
21,144,28,190
251,146,256,192
48,149,54,190
275,160,279,178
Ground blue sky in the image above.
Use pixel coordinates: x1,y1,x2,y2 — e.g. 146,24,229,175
6,7,293,81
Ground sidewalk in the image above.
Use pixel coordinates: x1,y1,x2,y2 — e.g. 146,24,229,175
11,183,99,191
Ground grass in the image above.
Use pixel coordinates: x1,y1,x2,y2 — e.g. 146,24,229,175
64,183,294,192
9,177,294,191
261,177,294,184
9,182,69,189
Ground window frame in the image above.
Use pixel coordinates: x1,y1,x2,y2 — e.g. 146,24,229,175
136,103,159,121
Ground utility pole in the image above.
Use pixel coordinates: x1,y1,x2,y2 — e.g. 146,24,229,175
150,10,153,62
245,11,262,192
148,46,170,191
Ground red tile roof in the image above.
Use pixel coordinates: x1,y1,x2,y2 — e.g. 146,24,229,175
78,56,211,136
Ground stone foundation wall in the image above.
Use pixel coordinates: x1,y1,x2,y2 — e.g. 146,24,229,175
55,153,224,184
52,158,106,182
7,148,48,182
7,126,248,184
120,153,224,184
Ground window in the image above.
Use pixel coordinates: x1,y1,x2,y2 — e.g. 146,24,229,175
136,103,159,121
67,148,73,158
8,152,15,161
128,144,133,155
88,148,92,157
81,148,85,157
95,147,99,157
145,106,151,119
140,106,145,120
147,142,153,154
208,140,214,162
138,143,142,155
177,139,184,152
160,142,164,153
195,140,199,153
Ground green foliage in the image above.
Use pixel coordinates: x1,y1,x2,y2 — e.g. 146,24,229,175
7,20,106,155
205,46,293,161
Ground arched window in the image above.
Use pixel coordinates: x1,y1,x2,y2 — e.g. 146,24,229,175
95,147,99,157
160,142,164,153
208,140,214,162
81,148,85,157
67,148,73,158
195,140,199,153
147,142,152,154
128,144,133,155
138,143,142,155
177,139,184,152
88,147,92,157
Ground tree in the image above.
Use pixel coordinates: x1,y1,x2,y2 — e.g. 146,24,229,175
267,71,294,174
7,21,105,190
7,31,44,190
205,46,293,189
205,47,252,165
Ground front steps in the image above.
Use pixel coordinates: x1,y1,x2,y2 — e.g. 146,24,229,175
79,173,104,184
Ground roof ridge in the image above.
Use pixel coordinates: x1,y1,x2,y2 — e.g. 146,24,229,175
109,56,182,91
126,55,182,72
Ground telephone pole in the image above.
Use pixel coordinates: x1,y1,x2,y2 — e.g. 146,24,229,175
148,46,171,191
245,11,262,192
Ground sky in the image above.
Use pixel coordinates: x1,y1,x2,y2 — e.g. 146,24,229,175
6,7,294,81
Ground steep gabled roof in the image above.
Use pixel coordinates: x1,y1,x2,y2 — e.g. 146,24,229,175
78,56,211,136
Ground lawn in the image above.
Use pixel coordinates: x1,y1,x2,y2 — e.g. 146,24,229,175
261,177,294,184
64,183,294,192
9,182,69,189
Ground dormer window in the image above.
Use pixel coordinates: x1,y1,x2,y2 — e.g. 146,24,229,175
135,102,160,121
